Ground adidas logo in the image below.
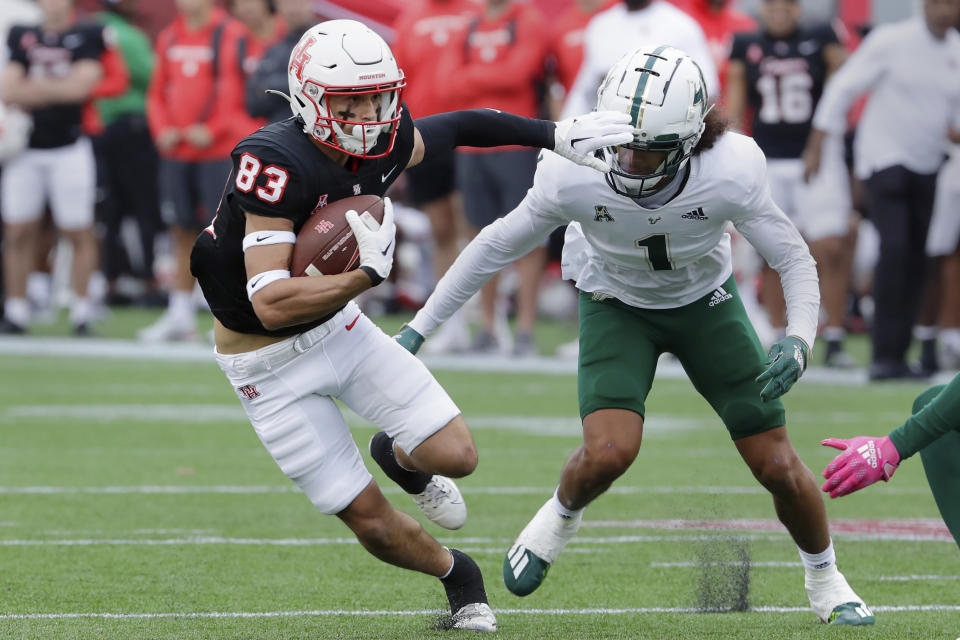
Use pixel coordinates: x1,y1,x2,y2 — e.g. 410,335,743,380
681,207,708,221
857,441,879,469
793,343,805,370
507,543,530,579
708,287,733,307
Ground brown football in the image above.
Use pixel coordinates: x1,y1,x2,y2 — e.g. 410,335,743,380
291,195,385,277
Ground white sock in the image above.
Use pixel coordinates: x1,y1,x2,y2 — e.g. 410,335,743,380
5,297,30,326
799,540,836,573
26,272,52,308
551,488,583,519
940,328,960,349
822,326,845,342
439,547,455,579
169,290,194,324
69,297,93,325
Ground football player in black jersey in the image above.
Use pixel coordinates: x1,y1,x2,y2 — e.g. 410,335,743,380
1,0,108,336
726,0,853,367
190,19,633,631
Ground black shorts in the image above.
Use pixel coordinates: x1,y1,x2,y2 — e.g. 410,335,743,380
456,149,538,229
404,149,456,205
159,157,233,230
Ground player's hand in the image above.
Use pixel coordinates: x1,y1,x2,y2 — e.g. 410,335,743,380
394,323,425,355
346,196,396,286
155,128,180,152
184,124,213,149
553,111,635,172
820,435,901,498
756,335,808,402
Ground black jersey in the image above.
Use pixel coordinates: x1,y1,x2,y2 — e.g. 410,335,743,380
730,24,841,159
7,22,107,149
190,107,416,337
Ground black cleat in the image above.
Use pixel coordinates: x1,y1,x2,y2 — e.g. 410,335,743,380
0,318,26,335
442,549,497,631
73,323,95,337
868,361,930,381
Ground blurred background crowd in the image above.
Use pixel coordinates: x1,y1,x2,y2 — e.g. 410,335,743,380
0,0,958,381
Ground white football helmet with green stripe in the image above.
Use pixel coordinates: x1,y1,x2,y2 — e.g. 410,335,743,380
595,45,711,196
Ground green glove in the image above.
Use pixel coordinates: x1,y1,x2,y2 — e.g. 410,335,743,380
756,336,808,402
394,323,425,355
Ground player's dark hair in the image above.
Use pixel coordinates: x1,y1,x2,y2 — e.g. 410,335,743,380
693,107,729,156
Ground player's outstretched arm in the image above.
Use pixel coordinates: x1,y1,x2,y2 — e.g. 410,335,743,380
408,109,633,172
820,436,901,498
402,197,561,351
821,373,960,498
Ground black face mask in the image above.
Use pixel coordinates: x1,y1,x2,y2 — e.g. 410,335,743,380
623,0,652,9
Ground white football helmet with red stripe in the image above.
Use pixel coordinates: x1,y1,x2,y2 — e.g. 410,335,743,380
285,20,405,158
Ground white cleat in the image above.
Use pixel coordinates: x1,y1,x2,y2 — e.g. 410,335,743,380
805,566,875,625
413,476,467,530
503,498,582,596
137,313,196,342
451,603,498,632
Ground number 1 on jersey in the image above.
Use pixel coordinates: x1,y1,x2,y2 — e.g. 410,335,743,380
635,234,674,271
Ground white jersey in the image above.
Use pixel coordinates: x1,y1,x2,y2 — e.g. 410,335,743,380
563,1,719,119
410,132,820,349
812,18,960,179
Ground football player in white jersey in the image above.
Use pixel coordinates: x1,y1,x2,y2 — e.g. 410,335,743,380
397,46,874,626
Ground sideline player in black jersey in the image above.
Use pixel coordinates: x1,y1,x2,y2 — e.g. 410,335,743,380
1,0,108,335
190,19,633,631
726,0,853,367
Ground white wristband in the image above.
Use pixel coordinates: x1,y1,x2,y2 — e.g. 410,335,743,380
242,230,297,253
246,269,290,300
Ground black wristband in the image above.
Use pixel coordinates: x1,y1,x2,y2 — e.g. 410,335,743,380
359,265,384,287
415,110,555,162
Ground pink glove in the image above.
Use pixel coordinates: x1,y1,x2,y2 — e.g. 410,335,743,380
820,436,901,498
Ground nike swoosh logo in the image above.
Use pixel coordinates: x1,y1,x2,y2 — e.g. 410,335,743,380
569,137,588,151
249,276,264,288
345,313,361,331
381,165,398,182
256,234,272,242
381,240,393,256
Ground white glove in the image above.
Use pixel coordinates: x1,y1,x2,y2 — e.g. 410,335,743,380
345,196,396,286
553,111,635,172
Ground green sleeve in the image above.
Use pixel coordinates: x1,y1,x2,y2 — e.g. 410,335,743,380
889,373,960,459
123,27,154,94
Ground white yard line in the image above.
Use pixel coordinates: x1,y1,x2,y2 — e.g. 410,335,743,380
1,605,959,620
0,483,931,497
0,336,905,386
651,561,802,568
0,404,706,436
878,575,960,581
5,529,954,545
0,484,775,495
